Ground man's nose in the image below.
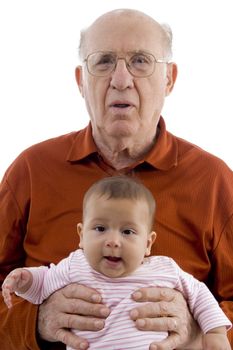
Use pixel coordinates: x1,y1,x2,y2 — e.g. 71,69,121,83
110,59,134,90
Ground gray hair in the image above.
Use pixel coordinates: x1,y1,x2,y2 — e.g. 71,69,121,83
78,28,88,60
160,23,173,61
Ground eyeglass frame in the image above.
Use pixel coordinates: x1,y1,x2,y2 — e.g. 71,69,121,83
83,50,169,78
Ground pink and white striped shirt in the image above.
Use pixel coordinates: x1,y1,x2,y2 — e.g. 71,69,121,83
18,249,231,350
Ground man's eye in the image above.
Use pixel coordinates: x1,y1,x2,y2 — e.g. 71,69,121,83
131,54,150,65
97,55,115,65
94,225,105,232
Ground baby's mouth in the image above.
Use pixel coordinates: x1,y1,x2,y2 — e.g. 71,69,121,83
104,256,122,262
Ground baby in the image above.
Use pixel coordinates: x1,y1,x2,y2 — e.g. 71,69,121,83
2,176,231,349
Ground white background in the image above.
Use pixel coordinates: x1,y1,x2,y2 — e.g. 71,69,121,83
0,0,233,180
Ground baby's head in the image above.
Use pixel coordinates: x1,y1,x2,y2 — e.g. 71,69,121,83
77,176,157,278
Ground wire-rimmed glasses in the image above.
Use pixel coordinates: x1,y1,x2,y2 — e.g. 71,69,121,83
84,51,168,78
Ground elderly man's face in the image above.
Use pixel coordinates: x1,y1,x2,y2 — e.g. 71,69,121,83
76,13,177,144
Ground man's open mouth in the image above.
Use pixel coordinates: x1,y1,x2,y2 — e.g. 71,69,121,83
112,103,130,108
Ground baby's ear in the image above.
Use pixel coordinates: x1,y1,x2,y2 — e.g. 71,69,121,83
77,223,84,248
145,231,157,256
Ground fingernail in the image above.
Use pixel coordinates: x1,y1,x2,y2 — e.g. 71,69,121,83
132,291,142,300
130,309,139,319
80,342,88,349
100,307,109,317
94,320,104,329
91,294,101,303
137,319,146,328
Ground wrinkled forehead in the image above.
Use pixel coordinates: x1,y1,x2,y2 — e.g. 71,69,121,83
83,12,165,58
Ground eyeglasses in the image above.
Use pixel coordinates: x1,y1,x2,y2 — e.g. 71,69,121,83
84,51,168,78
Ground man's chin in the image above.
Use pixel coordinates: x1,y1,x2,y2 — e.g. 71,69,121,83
106,124,138,138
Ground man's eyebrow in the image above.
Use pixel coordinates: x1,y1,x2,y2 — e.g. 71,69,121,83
129,49,152,54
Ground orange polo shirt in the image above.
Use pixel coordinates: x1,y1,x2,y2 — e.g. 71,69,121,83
0,117,233,349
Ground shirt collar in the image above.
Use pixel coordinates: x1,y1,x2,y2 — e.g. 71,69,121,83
144,117,178,170
66,122,98,162
66,117,178,170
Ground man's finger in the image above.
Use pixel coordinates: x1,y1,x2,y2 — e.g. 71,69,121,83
149,332,181,350
130,300,178,320
62,297,110,318
60,313,106,331
55,328,89,349
133,316,180,332
132,287,176,302
62,283,102,303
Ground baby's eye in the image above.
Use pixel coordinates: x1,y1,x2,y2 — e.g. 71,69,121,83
94,225,105,232
122,229,136,235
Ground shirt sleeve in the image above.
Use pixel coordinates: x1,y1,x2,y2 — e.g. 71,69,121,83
173,260,232,334
0,171,39,350
16,255,73,304
210,214,233,343
0,172,70,350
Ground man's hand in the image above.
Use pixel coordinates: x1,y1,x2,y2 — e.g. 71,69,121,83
37,283,110,350
130,286,202,350
203,332,231,350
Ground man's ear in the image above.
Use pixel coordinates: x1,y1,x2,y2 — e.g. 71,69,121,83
145,231,157,256
165,62,178,96
77,223,84,248
75,66,84,97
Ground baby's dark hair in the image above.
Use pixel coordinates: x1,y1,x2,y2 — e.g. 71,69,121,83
83,176,156,229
